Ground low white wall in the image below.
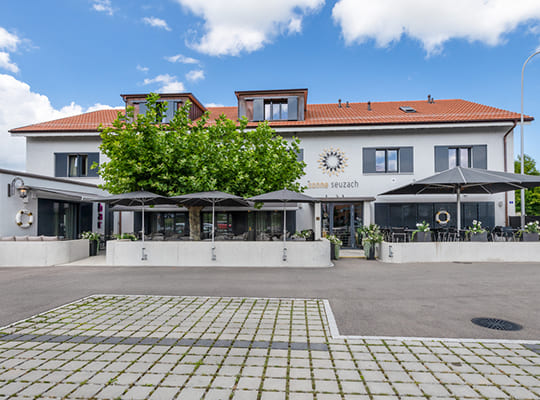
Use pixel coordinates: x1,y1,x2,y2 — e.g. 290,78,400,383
0,239,89,267
106,239,332,267
380,241,540,263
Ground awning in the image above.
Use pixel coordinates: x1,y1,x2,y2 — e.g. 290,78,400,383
27,186,105,202
316,196,376,203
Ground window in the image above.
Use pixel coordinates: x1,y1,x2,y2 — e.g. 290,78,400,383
363,147,413,173
264,100,288,120
55,153,99,177
68,154,88,177
448,147,471,168
434,145,486,172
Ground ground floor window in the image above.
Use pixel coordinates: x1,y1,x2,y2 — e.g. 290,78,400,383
37,199,92,239
322,202,363,248
375,202,495,229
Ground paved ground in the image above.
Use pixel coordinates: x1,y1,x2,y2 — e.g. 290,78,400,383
0,295,539,400
0,259,538,340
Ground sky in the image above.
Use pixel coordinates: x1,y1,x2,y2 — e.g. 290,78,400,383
2,0,540,171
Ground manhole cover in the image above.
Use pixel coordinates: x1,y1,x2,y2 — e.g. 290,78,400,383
471,317,522,331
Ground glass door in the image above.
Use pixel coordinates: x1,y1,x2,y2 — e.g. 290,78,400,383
324,202,364,248
333,204,352,247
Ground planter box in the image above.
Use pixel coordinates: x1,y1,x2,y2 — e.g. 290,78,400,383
413,231,432,242
470,232,488,242
89,240,98,256
522,232,539,242
331,243,340,260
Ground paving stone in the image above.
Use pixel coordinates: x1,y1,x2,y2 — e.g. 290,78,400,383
122,385,154,400
148,386,180,400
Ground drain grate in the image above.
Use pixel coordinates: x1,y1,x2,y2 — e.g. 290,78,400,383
471,317,523,331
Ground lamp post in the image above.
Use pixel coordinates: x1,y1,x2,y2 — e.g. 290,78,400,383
520,51,540,229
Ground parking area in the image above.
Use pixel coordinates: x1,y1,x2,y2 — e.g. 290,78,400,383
1,295,539,399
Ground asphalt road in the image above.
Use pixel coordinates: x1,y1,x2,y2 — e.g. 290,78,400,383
0,259,538,340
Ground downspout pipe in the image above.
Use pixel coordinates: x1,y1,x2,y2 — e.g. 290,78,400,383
503,121,517,226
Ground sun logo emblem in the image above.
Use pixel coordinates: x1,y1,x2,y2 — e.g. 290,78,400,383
318,147,348,176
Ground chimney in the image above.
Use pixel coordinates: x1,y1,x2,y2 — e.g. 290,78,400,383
346,101,350,108
338,99,342,108
367,101,371,111
430,96,435,104
427,94,431,103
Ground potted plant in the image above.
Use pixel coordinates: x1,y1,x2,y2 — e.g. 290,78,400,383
522,221,539,241
114,233,137,241
81,231,101,256
411,221,431,242
467,220,487,242
327,234,342,260
358,224,384,260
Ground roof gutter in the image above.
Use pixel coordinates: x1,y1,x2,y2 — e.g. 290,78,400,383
503,121,517,226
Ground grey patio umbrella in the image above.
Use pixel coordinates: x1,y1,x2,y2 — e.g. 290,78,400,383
248,189,316,261
379,167,540,230
91,191,170,260
170,191,250,260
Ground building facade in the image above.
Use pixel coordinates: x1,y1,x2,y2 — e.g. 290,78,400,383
10,89,530,247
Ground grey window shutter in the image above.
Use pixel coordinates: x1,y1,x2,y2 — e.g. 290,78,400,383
287,96,298,120
296,148,304,162
138,102,147,116
472,145,487,169
253,98,264,121
238,101,246,119
54,153,68,177
434,146,449,172
88,153,100,177
363,148,376,173
163,101,175,123
399,147,413,173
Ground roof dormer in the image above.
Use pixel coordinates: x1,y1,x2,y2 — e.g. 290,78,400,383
120,93,207,122
234,88,308,122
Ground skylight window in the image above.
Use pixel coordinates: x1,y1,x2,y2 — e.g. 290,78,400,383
399,106,417,113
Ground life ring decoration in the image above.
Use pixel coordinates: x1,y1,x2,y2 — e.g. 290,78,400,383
435,210,451,225
16,209,34,229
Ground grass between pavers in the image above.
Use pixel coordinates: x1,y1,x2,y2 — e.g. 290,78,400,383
0,294,539,400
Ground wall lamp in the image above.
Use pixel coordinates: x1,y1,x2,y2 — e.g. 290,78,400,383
8,177,24,197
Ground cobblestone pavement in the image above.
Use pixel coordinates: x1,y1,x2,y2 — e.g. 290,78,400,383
0,295,538,399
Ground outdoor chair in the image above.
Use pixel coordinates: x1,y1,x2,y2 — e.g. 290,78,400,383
391,227,408,242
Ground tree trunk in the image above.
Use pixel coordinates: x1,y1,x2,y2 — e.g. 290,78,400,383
188,206,203,241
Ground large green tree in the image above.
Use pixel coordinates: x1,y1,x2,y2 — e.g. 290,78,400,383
96,93,306,239
514,154,540,216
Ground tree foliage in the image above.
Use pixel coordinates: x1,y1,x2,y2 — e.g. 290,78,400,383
96,93,306,197
514,154,540,215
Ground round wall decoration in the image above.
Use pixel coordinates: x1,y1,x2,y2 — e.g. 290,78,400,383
318,147,348,176
16,209,34,229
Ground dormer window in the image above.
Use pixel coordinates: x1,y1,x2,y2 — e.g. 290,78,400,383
264,99,288,121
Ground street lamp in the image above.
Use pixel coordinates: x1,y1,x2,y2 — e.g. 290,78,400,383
520,50,540,228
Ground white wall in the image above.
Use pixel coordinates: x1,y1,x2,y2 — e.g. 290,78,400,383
26,135,104,184
0,239,89,266
280,124,514,226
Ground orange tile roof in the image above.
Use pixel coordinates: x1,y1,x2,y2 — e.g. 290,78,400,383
10,99,532,134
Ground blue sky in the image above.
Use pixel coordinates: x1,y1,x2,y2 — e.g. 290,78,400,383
1,0,540,170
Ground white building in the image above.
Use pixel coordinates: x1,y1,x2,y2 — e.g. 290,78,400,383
9,89,530,247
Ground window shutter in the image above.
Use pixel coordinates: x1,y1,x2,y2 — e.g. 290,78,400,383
399,147,413,173
163,101,175,123
434,146,449,172
87,153,100,177
138,102,147,116
296,148,304,162
238,101,246,119
472,145,487,169
287,96,298,120
363,148,376,173
54,153,68,177
253,98,264,121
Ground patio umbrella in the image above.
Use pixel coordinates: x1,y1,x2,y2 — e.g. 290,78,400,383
379,167,540,230
90,191,170,260
248,189,316,261
170,191,250,260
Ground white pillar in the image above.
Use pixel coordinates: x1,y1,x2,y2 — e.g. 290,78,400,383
314,202,321,240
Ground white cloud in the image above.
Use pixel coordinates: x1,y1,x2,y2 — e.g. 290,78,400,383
86,103,123,113
136,64,149,72
332,0,540,55
0,27,20,51
143,74,185,93
205,103,224,107
185,69,204,82
0,52,19,73
165,54,200,64
174,0,324,56
92,0,114,16
0,74,118,170
142,17,171,31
